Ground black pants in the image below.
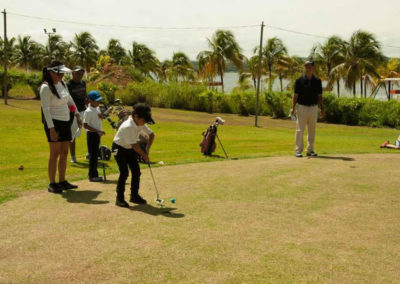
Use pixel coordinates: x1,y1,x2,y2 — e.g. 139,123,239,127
87,132,100,178
112,143,141,199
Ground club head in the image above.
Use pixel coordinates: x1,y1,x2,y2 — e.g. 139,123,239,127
155,198,164,205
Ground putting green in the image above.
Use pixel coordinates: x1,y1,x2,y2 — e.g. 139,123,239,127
0,154,399,282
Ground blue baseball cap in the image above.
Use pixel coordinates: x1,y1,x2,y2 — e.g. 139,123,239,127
88,90,103,102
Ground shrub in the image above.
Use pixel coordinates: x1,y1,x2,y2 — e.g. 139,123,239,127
97,82,118,104
265,91,292,118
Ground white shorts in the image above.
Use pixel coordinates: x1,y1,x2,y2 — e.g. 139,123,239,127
71,111,85,139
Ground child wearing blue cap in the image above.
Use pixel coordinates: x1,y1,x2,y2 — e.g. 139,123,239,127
83,90,106,182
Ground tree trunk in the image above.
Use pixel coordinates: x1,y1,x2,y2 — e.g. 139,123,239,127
268,65,272,93
253,77,256,89
337,80,340,97
220,72,224,94
353,82,356,97
364,78,367,98
280,77,283,92
360,77,363,98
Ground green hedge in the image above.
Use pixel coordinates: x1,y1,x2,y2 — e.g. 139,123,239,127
324,93,400,128
117,81,288,117
0,69,42,99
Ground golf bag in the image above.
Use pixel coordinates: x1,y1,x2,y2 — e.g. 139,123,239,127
200,117,225,156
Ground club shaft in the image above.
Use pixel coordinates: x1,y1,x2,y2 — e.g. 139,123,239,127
148,163,160,199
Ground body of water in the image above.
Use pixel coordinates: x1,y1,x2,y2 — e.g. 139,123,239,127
219,72,394,101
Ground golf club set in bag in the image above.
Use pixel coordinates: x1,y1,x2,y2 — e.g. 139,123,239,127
200,117,229,159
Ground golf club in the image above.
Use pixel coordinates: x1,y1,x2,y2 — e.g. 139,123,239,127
215,133,229,159
147,162,164,205
70,127,81,143
100,147,106,182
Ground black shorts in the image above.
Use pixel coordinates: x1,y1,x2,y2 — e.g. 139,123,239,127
44,119,72,142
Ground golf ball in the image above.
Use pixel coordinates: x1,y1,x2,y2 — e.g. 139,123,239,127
171,198,175,203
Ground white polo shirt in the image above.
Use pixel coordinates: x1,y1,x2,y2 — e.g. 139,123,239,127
113,116,153,149
83,105,102,132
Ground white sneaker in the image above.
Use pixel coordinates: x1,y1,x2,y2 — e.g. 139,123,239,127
71,156,77,163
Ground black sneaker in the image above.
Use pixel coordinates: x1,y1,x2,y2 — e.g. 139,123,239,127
48,183,63,194
307,151,318,157
130,195,147,204
295,152,303,158
116,198,129,208
89,177,103,182
58,180,78,190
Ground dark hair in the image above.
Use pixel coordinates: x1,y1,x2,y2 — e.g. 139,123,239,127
41,60,64,99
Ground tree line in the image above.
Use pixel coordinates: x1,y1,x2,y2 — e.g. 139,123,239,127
0,29,398,96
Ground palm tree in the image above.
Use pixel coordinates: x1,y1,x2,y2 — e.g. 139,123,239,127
128,42,159,78
107,39,127,65
171,52,194,81
198,30,244,93
310,36,346,94
29,42,46,70
0,36,16,67
13,35,37,71
256,37,288,92
332,30,384,97
44,34,69,65
197,50,218,86
247,55,264,89
158,60,172,82
274,55,293,92
71,32,99,72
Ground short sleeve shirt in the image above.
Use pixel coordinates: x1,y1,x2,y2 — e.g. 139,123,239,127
113,117,151,149
83,105,102,132
67,80,87,112
294,75,323,106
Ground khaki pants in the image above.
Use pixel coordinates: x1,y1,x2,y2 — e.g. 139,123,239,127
295,104,318,153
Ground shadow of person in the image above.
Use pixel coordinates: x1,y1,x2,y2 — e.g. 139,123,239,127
62,190,109,205
313,155,355,162
130,204,185,218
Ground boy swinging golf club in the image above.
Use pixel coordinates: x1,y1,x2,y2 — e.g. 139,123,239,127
112,103,155,208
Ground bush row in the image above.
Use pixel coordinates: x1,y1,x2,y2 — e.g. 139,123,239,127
324,94,400,128
116,81,292,118
0,69,42,98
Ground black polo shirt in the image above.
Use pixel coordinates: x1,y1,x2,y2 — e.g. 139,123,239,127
294,75,322,106
67,80,87,112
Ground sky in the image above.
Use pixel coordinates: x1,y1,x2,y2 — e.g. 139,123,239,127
2,0,400,60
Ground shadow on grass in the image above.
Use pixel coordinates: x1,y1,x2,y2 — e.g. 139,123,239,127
312,155,355,162
62,190,109,205
70,161,111,169
130,204,185,218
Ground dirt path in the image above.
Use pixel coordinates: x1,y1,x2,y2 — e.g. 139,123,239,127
1,154,399,283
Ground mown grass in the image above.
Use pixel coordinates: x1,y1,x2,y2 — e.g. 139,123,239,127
0,99,398,204
0,154,399,282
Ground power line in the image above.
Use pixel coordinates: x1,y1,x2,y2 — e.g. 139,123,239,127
7,11,400,50
8,12,259,30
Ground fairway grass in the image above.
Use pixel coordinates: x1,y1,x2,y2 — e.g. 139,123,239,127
0,99,398,204
0,154,399,282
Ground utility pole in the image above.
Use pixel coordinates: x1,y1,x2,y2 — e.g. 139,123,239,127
255,21,264,127
2,9,8,105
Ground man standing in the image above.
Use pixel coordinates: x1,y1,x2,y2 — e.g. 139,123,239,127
67,66,86,163
290,61,324,158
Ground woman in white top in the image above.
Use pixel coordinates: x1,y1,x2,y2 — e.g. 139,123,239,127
40,61,82,194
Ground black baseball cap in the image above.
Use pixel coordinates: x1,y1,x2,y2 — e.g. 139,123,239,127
304,61,315,66
133,103,155,124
